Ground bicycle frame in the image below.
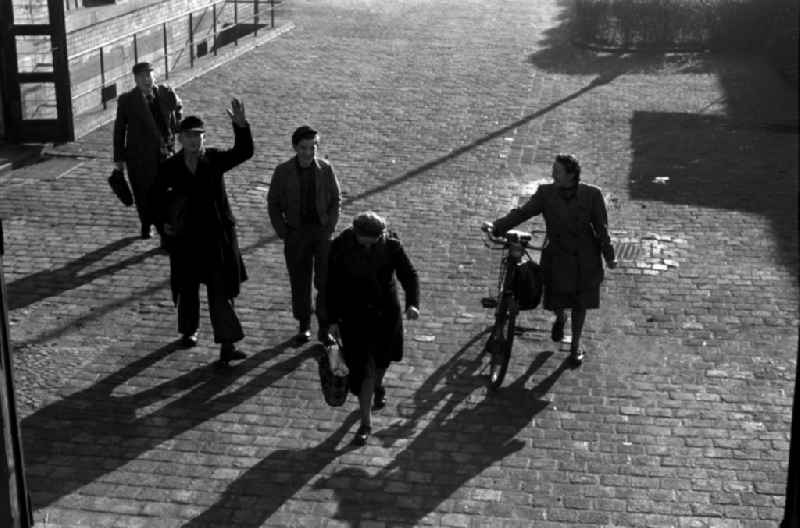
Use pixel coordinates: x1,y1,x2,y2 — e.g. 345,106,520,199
481,228,541,389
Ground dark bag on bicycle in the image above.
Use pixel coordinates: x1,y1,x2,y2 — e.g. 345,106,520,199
514,260,543,310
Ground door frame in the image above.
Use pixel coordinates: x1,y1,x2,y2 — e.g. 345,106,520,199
1,0,74,142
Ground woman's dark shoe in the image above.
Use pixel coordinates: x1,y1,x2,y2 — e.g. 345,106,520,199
352,424,371,446
570,348,584,367
373,386,386,410
551,316,566,342
220,344,247,363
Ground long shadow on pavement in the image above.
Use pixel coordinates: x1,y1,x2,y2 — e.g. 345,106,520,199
180,412,360,527
21,337,309,509
314,350,569,526
6,236,156,310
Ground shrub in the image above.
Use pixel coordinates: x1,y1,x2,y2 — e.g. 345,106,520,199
572,0,796,52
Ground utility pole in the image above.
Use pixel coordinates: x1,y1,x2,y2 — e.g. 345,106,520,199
0,219,33,528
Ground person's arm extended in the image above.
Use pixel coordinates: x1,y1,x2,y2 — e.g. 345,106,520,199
216,98,254,172
492,187,544,236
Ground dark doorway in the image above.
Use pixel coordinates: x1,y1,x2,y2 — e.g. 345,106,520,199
0,0,74,142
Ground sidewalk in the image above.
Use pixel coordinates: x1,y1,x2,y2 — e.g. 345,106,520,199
1,0,797,526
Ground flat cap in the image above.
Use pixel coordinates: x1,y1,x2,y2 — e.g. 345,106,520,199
132,62,154,75
179,116,205,133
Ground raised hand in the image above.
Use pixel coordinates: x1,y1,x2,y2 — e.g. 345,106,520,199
226,98,247,127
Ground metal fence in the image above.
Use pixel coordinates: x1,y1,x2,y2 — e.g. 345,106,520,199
66,0,284,119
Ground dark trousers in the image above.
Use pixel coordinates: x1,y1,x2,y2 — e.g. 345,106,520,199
177,271,244,344
284,225,331,327
128,151,169,229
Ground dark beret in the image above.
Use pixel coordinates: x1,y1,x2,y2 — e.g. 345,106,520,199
179,116,205,133
353,212,386,237
132,62,154,75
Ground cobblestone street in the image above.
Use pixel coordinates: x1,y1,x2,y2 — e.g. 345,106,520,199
1,0,797,526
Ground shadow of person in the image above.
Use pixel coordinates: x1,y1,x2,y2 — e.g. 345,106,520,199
180,411,360,527
6,236,157,310
315,351,570,526
22,337,308,509
375,329,489,447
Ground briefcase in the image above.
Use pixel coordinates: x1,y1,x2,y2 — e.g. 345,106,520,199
108,168,133,207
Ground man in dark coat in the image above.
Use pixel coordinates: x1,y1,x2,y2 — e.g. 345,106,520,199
113,61,182,239
327,212,420,446
153,99,253,363
491,154,617,366
267,126,341,344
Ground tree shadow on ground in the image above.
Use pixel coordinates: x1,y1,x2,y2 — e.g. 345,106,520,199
21,337,310,509
313,346,569,526
6,236,156,310
180,412,360,528
628,110,798,272
527,0,798,274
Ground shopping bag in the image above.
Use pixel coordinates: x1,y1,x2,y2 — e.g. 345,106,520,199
317,341,349,407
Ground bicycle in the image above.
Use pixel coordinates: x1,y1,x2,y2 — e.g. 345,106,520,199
479,222,544,390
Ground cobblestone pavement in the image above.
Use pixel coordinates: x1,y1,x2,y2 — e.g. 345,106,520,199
1,0,797,526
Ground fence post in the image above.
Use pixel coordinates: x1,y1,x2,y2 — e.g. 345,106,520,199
270,0,274,29
254,0,259,37
99,46,106,110
234,0,239,46
189,12,194,67
0,219,34,528
212,3,218,56
133,33,138,63
162,23,169,79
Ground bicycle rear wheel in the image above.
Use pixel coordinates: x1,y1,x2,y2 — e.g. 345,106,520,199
487,309,517,390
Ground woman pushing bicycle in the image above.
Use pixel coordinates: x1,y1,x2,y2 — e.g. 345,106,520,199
488,154,617,366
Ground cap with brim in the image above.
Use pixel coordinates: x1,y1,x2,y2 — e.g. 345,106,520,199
132,62,154,75
179,116,205,133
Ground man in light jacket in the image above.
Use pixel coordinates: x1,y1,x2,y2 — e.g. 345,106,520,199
268,126,341,344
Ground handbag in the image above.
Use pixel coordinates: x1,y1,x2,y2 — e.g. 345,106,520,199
316,340,349,407
108,168,133,206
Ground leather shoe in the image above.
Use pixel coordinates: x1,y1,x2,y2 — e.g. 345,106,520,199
180,332,198,348
352,424,371,446
220,345,246,363
140,225,152,239
373,386,386,410
294,329,312,344
570,348,584,367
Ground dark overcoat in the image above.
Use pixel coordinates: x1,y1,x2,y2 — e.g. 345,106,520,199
153,124,254,304
326,228,419,393
113,85,182,189
494,182,614,307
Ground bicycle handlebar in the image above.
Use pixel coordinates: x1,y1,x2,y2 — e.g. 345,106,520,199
481,224,544,250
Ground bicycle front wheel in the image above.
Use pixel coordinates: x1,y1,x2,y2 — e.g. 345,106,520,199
488,309,517,390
